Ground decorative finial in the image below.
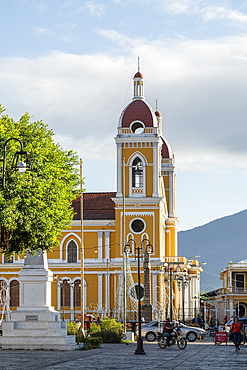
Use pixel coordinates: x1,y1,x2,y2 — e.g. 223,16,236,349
138,57,140,72
156,98,158,111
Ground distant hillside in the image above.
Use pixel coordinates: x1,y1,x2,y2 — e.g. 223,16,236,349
178,210,247,292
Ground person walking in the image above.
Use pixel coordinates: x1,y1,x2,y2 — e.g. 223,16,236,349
230,317,243,351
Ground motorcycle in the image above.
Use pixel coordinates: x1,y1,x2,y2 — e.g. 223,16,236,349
157,328,187,349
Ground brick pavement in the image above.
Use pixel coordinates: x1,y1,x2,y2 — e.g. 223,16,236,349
0,338,247,369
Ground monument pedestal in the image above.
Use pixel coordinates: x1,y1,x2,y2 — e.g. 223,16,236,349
0,252,78,350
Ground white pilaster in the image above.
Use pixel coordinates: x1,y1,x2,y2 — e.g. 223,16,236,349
105,231,110,260
70,285,74,320
152,142,159,197
105,273,108,311
57,282,61,310
152,272,157,308
169,171,174,217
116,143,122,197
98,231,103,260
98,274,103,311
6,283,10,321
230,300,234,318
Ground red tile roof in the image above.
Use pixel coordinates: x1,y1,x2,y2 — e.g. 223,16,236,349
72,192,116,220
121,100,157,128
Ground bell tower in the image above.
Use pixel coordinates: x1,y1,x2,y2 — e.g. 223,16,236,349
113,65,177,260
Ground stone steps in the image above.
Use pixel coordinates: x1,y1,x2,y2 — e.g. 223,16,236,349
0,335,76,345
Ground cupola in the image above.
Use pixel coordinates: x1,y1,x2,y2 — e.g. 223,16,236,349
133,58,145,100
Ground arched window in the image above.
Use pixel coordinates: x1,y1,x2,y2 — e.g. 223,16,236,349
132,157,143,188
67,240,77,263
75,280,81,307
61,279,70,307
10,280,19,307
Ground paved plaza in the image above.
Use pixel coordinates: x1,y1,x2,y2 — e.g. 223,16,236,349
0,338,247,369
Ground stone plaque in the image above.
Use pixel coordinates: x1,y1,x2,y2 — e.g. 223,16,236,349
25,315,38,321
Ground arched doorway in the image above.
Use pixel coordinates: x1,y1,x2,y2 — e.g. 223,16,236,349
235,303,246,317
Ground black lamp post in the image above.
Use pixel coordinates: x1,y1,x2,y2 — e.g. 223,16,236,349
124,238,153,355
1,138,33,189
174,268,189,323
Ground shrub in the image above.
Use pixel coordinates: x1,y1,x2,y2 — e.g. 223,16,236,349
67,321,77,335
76,331,84,344
88,317,123,343
89,337,103,349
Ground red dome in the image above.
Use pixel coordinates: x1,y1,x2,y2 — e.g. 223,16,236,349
134,71,144,78
155,111,162,117
120,100,157,128
161,136,173,159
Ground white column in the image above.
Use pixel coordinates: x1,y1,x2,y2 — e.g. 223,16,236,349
114,273,116,307
57,282,61,310
105,231,110,260
98,231,103,260
104,273,108,312
169,171,174,217
116,143,122,197
84,280,87,310
152,272,157,308
230,300,234,318
70,285,74,320
98,274,103,314
229,271,232,291
152,142,159,197
6,283,10,321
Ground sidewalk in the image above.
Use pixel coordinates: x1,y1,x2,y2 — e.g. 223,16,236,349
0,338,246,369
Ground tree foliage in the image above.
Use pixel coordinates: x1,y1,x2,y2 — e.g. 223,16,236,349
0,104,81,256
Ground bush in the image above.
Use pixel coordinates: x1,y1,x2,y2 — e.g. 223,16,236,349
67,321,77,335
88,317,123,343
88,337,103,349
76,331,84,343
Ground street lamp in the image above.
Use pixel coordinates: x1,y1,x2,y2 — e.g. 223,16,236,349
1,138,33,189
174,268,189,323
124,238,153,355
191,294,200,320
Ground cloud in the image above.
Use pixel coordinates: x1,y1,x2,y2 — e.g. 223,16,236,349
77,1,105,18
201,5,247,24
123,0,247,27
1,31,247,174
35,27,53,36
34,27,75,43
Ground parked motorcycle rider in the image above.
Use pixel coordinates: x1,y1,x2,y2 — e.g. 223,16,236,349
163,318,174,344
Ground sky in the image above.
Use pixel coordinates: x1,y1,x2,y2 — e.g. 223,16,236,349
1,0,247,231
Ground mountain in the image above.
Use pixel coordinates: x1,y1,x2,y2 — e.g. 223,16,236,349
178,210,247,293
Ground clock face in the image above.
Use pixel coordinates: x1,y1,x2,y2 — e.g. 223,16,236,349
131,219,145,233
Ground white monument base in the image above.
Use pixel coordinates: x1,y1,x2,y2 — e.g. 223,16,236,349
0,251,78,350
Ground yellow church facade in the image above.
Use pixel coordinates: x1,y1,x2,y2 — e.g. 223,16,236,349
0,68,202,324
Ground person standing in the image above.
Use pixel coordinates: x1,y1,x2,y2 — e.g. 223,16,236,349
230,317,243,351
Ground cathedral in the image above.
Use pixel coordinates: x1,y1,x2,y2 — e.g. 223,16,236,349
0,66,202,324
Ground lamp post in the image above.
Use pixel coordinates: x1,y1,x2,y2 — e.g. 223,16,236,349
124,238,153,355
192,295,200,320
1,138,33,189
174,268,189,323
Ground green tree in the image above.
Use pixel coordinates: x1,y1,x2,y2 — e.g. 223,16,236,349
0,104,81,257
